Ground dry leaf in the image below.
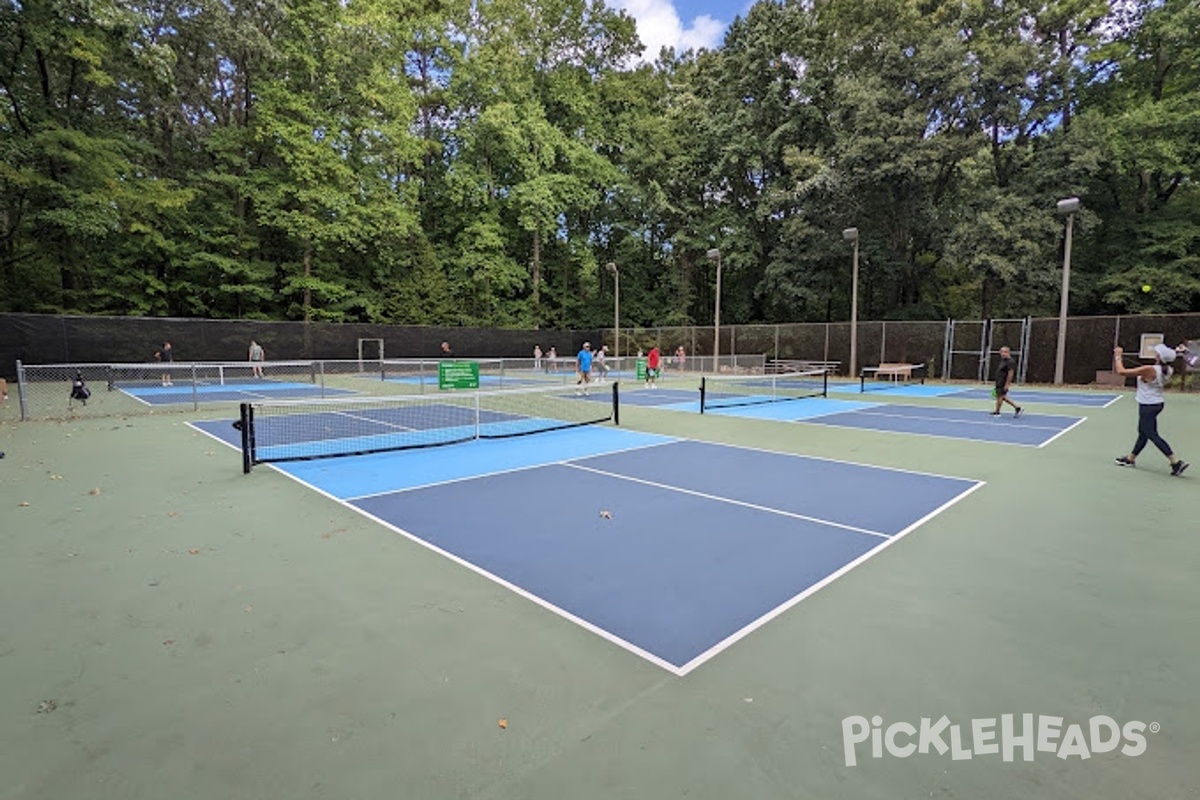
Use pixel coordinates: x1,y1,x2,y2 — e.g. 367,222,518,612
187,549,199,555
497,719,508,729
19,501,29,507
599,510,612,519
88,488,101,496
163,639,175,646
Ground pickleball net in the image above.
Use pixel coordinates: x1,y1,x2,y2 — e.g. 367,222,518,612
699,369,828,413
238,382,619,472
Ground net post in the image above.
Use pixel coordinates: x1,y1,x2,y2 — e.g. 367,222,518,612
191,364,199,411
822,367,829,397
239,403,253,474
16,359,27,421
612,381,620,425
699,377,707,414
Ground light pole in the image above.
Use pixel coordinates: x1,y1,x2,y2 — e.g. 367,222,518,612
606,262,619,359
707,248,722,370
1054,197,1080,385
843,228,860,378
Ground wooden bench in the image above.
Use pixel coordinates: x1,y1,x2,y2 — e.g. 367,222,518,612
860,362,927,392
768,359,841,375
873,362,913,380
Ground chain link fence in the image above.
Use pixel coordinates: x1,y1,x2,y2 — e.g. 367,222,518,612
14,353,768,421
6,312,1200,420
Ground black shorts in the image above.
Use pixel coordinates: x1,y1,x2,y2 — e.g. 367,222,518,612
994,385,1008,398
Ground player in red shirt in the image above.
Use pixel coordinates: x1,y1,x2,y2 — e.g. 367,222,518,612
646,345,661,388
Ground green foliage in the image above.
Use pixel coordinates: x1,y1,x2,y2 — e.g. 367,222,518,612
2,0,1198,326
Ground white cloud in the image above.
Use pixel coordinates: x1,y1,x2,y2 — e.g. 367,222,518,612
612,0,726,62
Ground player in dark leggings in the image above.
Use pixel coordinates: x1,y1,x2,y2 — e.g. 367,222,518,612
1113,344,1188,476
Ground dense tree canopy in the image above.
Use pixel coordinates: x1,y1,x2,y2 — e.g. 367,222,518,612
2,0,1197,328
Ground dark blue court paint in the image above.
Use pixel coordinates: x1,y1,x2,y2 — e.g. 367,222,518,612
804,404,1081,446
352,464,886,669
573,440,975,536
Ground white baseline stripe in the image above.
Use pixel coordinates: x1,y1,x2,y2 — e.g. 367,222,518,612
345,438,679,501
796,418,1040,447
1036,416,1089,448
850,407,1074,431
562,462,890,540
675,479,987,675
654,430,981,484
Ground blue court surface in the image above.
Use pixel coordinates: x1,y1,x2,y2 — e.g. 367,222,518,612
829,382,1121,407
120,380,356,404
190,421,982,674
617,386,1087,447
707,399,1086,447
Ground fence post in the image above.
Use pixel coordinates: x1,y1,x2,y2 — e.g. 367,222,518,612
16,359,27,421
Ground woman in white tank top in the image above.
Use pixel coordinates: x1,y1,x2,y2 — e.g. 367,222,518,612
1112,344,1188,476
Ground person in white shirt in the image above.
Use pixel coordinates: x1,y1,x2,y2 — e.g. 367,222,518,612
1113,344,1188,476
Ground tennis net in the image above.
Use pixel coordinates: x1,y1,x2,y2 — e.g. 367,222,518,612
238,381,619,472
104,360,318,388
699,370,827,413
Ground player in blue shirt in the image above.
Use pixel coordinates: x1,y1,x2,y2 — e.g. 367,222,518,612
576,343,593,395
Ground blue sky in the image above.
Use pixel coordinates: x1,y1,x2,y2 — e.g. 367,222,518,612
609,0,746,61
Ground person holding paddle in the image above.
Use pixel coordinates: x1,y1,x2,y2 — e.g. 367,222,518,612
1113,344,1188,476
990,346,1023,417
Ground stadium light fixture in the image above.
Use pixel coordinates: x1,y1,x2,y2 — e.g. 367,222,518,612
606,262,619,360
707,249,722,369
843,228,860,378
1054,198,1081,385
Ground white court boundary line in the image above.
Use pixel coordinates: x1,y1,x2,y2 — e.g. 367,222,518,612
563,462,890,540
851,407,1074,431
674,479,986,675
943,386,1123,409
1036,416,1090,448
788,405,1088,448
185,420,986,676
345,437,679,501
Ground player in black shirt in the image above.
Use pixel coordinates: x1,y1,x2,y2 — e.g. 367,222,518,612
991,346,1023,417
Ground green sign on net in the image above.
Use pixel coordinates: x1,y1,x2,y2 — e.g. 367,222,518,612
438,360,480,390
636,358,648,381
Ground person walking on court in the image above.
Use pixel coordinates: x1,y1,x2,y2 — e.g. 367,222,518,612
155,341,174,386
593,345,609,383
248,339,265,378
547,347,557,373
646,344,661,388
533,345,543,371
440,341,453,358
990,346,1022,417
575,342,593,395
1113,344,1189,476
